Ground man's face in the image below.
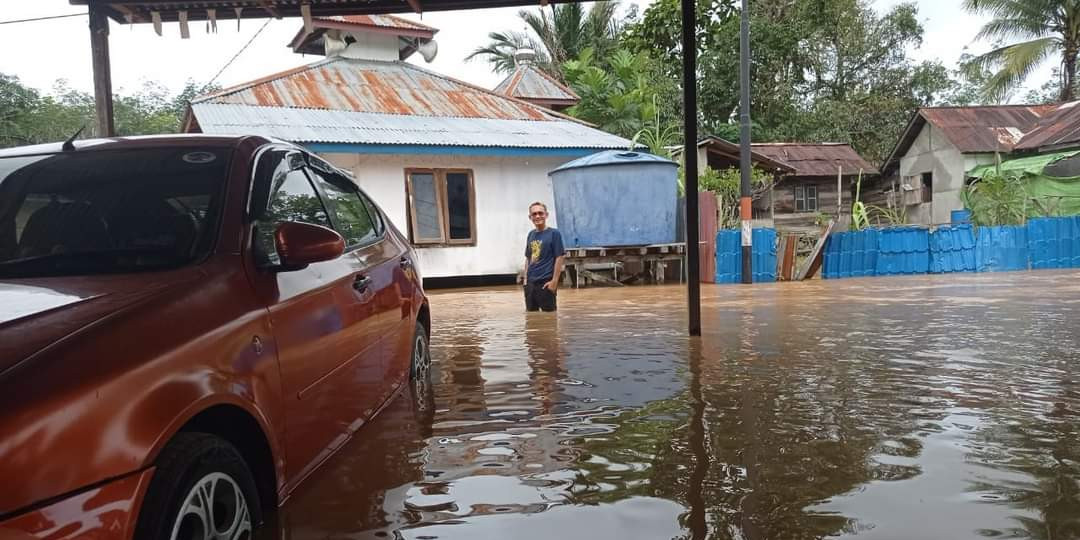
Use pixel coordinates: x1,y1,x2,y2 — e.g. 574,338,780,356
529,205,548,228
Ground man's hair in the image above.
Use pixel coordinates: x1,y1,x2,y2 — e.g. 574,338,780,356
529,201,548,212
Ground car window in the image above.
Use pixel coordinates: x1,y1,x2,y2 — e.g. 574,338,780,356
307,168,379,249
0,147,228,278
359,190,385,237
253,152,332,265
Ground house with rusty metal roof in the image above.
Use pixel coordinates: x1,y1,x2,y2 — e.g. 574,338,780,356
493,49,580,112
882,102,1080,224
751,143,878,231
183,15,630,282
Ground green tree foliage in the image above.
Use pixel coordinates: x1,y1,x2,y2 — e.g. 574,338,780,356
562,48,680,140
963,0,1080,102
466,1,627,78
0,75,217,148
621,0,959,164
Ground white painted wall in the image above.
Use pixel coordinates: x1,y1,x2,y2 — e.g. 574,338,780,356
322,152,574,278
325,29,400,61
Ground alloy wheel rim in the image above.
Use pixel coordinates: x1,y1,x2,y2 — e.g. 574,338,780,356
171,472,252,540
413,334,431,408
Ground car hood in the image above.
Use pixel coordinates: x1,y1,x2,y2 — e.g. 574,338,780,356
0,270,202,376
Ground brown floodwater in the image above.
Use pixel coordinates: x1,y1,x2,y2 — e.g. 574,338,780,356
262,271,1080,540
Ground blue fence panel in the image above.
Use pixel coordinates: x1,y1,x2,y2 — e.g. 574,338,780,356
1073,217,1080,268
822,229,879,279
877,227,930,275
930,224,976,273
715,230,740,283
951,209,971,223
715,228,777,284
1028,217,1063,269
823,232,841,279
976,225,1029,272
750,228,777,283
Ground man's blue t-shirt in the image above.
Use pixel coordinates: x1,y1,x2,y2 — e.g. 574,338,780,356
525,227,565,283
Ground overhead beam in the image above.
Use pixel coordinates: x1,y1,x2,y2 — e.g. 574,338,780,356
89,4,115,137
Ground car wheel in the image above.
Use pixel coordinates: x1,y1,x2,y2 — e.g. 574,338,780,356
410,321,434,421
135,432,263,540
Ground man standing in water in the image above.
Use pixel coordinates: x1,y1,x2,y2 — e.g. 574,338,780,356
524,202,565,312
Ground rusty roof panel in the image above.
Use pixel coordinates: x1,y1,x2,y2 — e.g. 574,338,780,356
195,58,554,121
919,105,1055,153
751,143,878,176
189,102,632,149
1014,101,1080,150
315,14,437,33
495,65,579,104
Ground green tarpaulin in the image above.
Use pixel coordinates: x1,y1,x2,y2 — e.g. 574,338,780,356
968,151,1080,216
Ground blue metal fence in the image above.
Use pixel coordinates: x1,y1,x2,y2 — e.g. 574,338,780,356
877,227,930,275
929,224,976,273
976,225,1029,272
715,229,777,284
823,230,878,279
1028,216,1080,269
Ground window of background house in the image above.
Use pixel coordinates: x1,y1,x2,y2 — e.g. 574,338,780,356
406,169,476,245
921,172,933,203
308,169,379,249
794,185,818,212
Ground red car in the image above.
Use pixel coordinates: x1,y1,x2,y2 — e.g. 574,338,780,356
0,135,431,539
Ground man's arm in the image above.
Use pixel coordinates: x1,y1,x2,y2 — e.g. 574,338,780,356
523,257,530,284
545,255,565,291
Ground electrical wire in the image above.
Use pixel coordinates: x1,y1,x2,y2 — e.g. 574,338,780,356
0,13,86,25
203,18,273,91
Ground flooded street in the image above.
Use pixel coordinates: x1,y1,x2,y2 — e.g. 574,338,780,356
266,271,1080,539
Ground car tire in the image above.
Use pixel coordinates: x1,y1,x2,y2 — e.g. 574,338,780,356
134,432,263,540
409,321,434,428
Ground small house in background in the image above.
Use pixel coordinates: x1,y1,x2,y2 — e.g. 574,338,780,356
671,136,796,222
184,15,630,284
494,49,580,112
751,143,878,231
882,103,1080,224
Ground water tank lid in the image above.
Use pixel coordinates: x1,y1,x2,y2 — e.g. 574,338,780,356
549,149,679,175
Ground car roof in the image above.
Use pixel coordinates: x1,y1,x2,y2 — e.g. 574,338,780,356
0,134,293,159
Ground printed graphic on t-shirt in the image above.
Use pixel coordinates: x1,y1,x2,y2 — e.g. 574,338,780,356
530,239,542,262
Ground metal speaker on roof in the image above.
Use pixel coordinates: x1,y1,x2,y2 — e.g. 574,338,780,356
418,39,439,63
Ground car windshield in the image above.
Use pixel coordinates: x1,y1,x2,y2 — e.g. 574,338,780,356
0,146,230,278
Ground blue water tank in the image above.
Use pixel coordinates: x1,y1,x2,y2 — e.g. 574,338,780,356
549,151,679,248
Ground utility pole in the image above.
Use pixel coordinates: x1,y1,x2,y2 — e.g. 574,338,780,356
738,0,752,284
89,3,115,137
682,0,701,336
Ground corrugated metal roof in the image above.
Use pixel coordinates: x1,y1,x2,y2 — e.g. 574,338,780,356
751,143,878,176
193,57,555,121
884,103,1080,171
190,102,632,149
920,105,1055,153
495,64,579,105
314,14,437,33
1014,101,1080,150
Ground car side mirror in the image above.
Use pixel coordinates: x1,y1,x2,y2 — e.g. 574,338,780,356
274,221,344,271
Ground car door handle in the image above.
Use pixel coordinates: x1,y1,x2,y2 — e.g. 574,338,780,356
353,274,371,293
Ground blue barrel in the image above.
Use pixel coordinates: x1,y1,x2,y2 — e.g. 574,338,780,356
951,209,971,223
549,151,679,248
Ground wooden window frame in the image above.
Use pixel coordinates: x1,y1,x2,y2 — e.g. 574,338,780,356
794,185,819,212
805,185,818,212
404,168,477,246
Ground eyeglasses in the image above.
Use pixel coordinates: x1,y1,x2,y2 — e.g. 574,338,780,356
530,211,546,217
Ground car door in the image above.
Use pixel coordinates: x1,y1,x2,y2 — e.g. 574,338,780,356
305,161,410,400
246,149,383,487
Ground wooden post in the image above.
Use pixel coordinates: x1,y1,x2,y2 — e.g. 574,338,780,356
837,165,843,214
89,4,115,137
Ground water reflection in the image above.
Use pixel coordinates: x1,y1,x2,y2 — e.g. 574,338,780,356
265,271,1080,539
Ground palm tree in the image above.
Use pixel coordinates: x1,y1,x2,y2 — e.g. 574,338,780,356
466,1,624,77
963,0,1080,102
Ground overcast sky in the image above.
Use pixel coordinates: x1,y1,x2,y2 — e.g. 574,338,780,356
0,1,1053,99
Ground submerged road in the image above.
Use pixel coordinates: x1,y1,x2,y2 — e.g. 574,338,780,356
262,271,1080,539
